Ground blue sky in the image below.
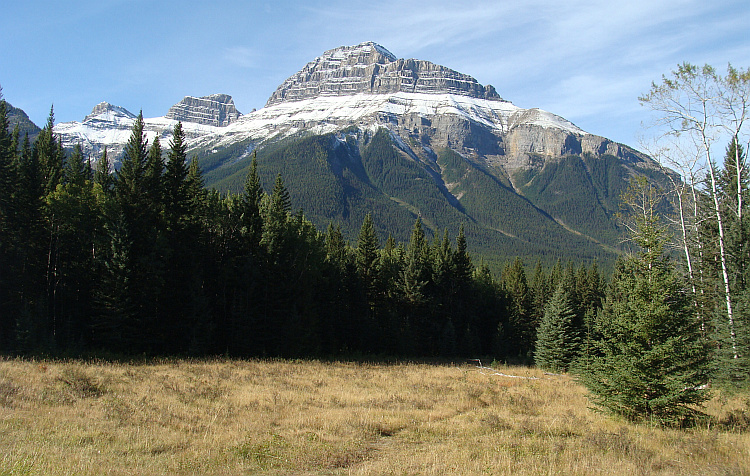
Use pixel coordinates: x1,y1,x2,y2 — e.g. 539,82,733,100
2,0,749,148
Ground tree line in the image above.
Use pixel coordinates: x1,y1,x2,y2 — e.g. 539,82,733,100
0,92,605,359
1,61,748,427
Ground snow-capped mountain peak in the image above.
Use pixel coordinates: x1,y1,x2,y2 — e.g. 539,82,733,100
51,42,646,169
83,102,136,124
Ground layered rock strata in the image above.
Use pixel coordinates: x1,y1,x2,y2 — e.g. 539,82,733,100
266,42,502,106
165,94,241,127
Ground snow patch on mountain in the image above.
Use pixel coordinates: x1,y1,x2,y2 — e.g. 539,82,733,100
191,91,585,152
55,103,224,162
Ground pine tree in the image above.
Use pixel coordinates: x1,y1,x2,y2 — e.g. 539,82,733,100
529,260,550,340
94,147,113,194
163,123,189,232
578,177,712,426
453,224,473,285
100,112,165,352
356,213,380,297
0,88,22,350
145,135,164,207
240,153,263,248
64,143,89,186
501,257,533,358
711,139,750,389
34,106,64,196
534,282,580,372
262,173,291,259
45,142,102,348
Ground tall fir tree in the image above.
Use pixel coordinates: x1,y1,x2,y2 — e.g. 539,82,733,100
501,257,533,358
711,139,750,389
0,88,22,350
534,282,580,372
578,177,712,426
34,106,64,196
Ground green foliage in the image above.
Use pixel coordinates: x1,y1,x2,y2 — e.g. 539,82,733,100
578,177,712,426
204,130,624,272
534,283,581,372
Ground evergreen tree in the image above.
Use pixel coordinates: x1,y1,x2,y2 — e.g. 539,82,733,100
0,89,22,350
64,143,89,186
534,282,580,372
45,142,102,348
240,153,264,249
185,157,206,215
356,213,380,299
501,257,533,358
398,218,431,353
163,123,189,231
98,112,165,352
145,135,164,207
262,173,291,258
529,260,550,340
34,106,64,196
711,139,750,389
578,177,712,426
94,147,113,194
453,225,473,285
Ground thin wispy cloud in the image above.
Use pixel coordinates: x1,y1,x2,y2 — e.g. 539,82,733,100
223,46,260,69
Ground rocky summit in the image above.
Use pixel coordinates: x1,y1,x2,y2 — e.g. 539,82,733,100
188,41,649,177
165,94,241,127
265,41,501,106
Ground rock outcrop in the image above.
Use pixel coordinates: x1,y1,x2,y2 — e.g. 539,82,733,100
266,42,502,107
6,102,41,140
84,102,136,122
165,94,241,127
255,42,649,170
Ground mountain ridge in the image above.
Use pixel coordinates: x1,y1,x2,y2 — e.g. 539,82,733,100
6,42,673,267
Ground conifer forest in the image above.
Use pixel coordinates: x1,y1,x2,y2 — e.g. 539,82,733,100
0,63,748,425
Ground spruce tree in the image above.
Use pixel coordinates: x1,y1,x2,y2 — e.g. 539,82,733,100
501,257,533,358
262,173,291,259
0,89,21,350
711,139,750,389
578,177,712,426
100,112,165,352
163,123,189,231
240,153,264,248
34,106,64,196
534,282,580,372
355,212,380,295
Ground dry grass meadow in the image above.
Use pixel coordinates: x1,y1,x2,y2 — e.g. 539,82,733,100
0,357,748,475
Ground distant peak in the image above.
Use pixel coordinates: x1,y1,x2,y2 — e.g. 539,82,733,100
266,42,503,107
322,41,397,63
84,102,136,121
165,94,241,127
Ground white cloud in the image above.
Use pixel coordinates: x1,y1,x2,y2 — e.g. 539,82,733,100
223,46,259,69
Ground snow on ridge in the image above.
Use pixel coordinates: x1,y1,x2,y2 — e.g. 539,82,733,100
187,91,588,154
229,92,586,137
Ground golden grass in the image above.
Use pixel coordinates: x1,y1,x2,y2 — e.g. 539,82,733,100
0,357,748,475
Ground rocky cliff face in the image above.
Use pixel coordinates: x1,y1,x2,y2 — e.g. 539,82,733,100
6,102,41,140
252,42,650,173
266,42,502,107
165,94,241,127
54,99,228,164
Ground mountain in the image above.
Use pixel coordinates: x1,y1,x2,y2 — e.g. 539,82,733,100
6,102,41,141
165,94,241,126
50,41,671,268
53,96,235,165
